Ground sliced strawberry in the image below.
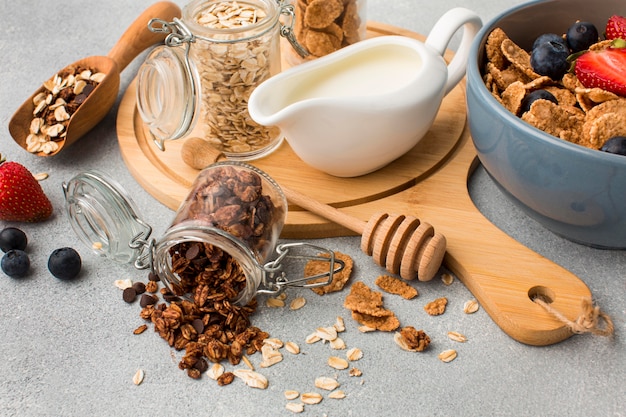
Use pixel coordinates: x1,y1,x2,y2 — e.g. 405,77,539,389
606,15,626,40
574,45,626,96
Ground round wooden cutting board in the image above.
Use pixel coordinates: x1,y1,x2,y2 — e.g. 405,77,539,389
117,22,594,347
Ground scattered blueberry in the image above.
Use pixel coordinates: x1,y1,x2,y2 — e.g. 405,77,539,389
0,227,28,252
600,136,626,156
1,249,30,278
532,33,567,51
48,247,82,280
566,21,598,52
520,89,558,114
530,41,570,80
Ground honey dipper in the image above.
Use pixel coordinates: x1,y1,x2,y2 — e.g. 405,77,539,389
181,137,447,281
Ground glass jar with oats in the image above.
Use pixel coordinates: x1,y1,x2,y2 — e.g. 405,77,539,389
282,0,367,66
136,0,303,160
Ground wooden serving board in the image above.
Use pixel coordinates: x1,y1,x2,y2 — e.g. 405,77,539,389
117,22,592,346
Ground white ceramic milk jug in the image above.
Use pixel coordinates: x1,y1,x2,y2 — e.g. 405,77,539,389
248,8,482,177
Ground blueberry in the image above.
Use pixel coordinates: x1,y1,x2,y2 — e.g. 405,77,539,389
0,227,28,252
532,33,567,51
600,136,626,156
566,21,598,52
520,89,558,114
1,250,30,278
48,247,82,280
530,41,570,80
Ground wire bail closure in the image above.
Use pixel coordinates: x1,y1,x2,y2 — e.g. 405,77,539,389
259,242,344,297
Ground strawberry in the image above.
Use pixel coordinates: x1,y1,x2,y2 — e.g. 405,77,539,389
606,15,626,40
0,155,53,222
574,45,626,96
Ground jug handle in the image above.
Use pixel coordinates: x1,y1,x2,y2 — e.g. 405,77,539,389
425,8,482,96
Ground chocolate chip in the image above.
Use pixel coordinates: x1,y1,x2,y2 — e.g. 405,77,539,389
139,293,158,308
123,287,137,303
82,83,95,96
193,357,209,373
148,271,160,282
192,318,205,335
185,243,201,260
132,281,146,294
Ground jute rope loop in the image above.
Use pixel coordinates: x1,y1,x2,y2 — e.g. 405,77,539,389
533,297,614,337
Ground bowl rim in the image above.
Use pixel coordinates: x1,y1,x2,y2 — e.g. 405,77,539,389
467,0,626,166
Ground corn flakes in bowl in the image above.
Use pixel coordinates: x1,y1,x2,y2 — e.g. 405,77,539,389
466,0,626,248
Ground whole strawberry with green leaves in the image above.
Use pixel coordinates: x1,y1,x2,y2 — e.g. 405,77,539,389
0,154,53,222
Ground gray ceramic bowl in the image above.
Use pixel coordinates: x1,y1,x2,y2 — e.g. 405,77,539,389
466,0,626,249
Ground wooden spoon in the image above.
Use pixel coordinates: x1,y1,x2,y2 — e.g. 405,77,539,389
181,137,448,281
8,1,181,157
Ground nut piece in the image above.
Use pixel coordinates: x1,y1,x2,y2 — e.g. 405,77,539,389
132,369,144,385
438,349,458,363
464,299,479,314
315,376,340,391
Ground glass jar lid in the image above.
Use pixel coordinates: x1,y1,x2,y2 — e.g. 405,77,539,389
62,170,153,265
136,44,200,151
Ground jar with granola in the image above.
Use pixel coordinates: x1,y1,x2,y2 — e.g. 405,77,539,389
136,0,303,160
63,163,341,306
283,0,367,66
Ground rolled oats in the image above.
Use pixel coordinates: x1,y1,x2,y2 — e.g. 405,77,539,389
328,356,349,370
329,337,346,350
190,1,280,156
463,299,479,314
132,369,145,385
234,369,268,389
315,326,338,342
284,341,300,354
314,376,340,391
438,349,458,363
328,390,346,399
346,347,363,361
289,296,307,310
333,316,345,333
285,402,305,413
301,392,323,405
284,390,300,400
447,331,467,343
348,367,362,377
441,272,454,286
266,297,285,308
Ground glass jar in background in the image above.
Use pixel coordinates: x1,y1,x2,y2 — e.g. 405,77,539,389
137,0,301,160
282,0,367,67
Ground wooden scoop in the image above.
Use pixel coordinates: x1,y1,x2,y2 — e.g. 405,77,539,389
8,1,181,157
181,137,447,281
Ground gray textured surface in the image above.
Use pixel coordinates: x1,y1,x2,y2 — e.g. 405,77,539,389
0,1,624,416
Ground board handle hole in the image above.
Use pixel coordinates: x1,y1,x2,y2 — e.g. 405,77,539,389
528,286,555,304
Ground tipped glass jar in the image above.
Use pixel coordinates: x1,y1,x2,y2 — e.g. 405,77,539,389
282,0,367,66
63,162,342,307
136,0,303,160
